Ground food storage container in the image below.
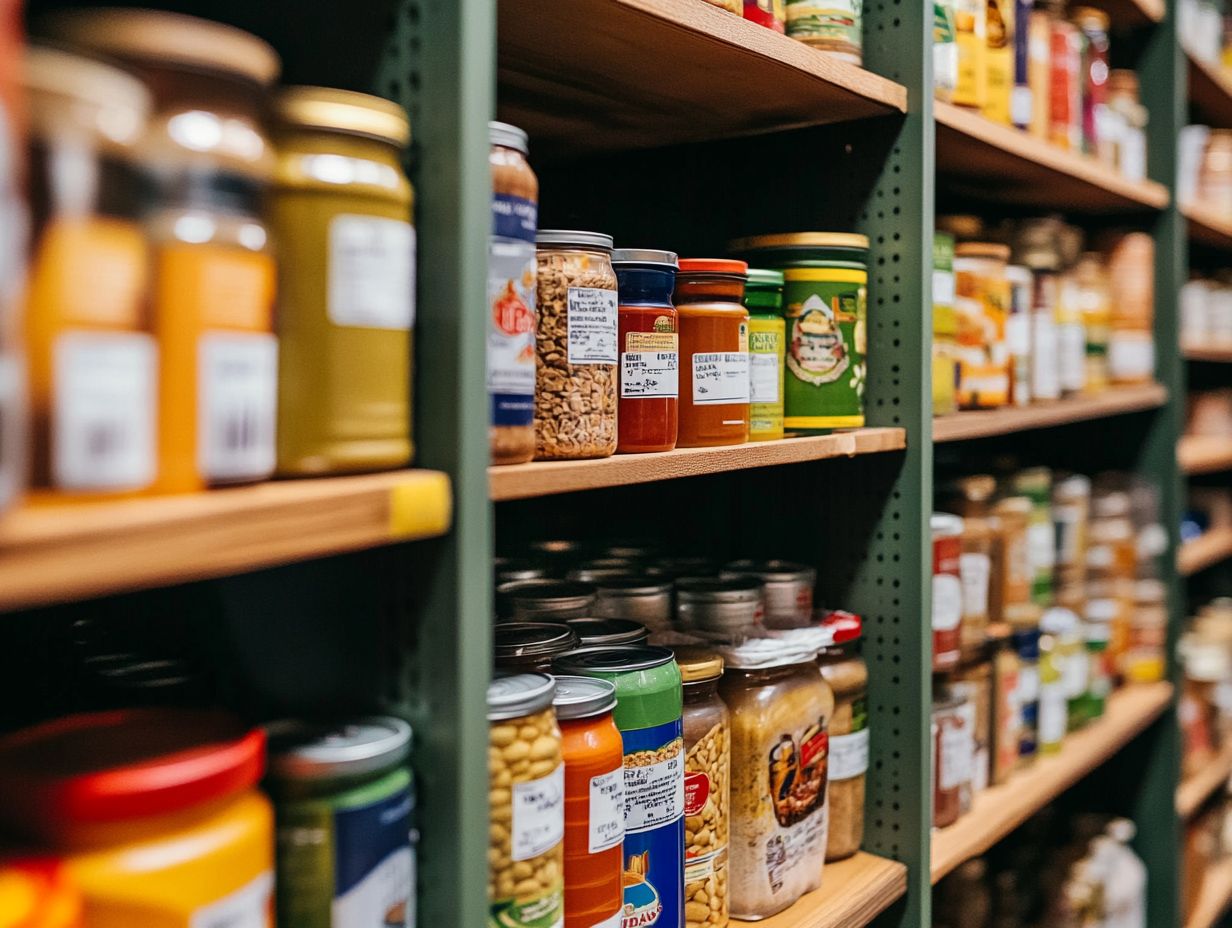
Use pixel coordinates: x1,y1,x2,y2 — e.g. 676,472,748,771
932,688,972,827
721,560,815,629
814,613,868,861
932,513,964,670
677,577,763,638
954,242,1010,409
745,269,786,442
494,622,581,672
613,249,679,454
565,617,649,647
591,576,674,631
498,580,597,622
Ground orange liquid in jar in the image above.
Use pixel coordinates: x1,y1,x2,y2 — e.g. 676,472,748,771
675,262,750,448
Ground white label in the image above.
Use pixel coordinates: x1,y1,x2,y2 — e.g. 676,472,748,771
190,870,272,928
692,352,750,405
939,719,973,790
334,848,413,928
328,215,415,329
1017,664,1039,703
1038,682,1067,745
511,763,565,861
958,552,991,620
587,767,625,853
1011,85,1033,127
932,269,955,306
621,351,678,398
53,332,156,490
1028,521,1055,571
750,352,780,403
624,751,685,834
829,728,870,780
487,238,537,398
1108,332,1155,381
932,574,962,631
566,288,618,364
1006,313,1030,357
1058,321,1086,392
1062,645,1088,699
198,332,277,482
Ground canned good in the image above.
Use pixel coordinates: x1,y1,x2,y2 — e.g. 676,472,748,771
566,617,649,647
722,560,815,629
591,577,674,631
494,557,551,586
745,269,786,442
266,717,415,928
932,514,964,671
677,577,763,637
494,622,581,672
498,580,597,622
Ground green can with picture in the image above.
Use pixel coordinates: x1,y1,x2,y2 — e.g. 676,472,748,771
730,234,869,432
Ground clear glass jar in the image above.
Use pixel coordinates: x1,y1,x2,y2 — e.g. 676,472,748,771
534,231,618,460
816,615,868,861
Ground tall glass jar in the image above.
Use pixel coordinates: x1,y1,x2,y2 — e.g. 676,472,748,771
1071,7,1109,158
816,614,869,861
745,269,786,442
675,259,751,448
535,231,618,460
613,249,679,454
1073,252,1111,395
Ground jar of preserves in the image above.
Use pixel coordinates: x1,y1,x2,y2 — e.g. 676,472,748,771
932,513,964,671
565,617,648,648
672,646,731,928
591,577,674,631
494,622,581,672
785,0,863,63
552,676,624,928
745,269,786,442
718,637,833,919
675,259,750,448
535,231,618,460
721,560,814,629
498,579,597,622
677,577,763,638
954,242,1010,409
487,674,564,928
613,248,679,454
488,121,538,466
816,613,868,861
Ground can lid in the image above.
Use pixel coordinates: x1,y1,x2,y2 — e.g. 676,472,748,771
490,120,528,154
494,622,581,659
676,576,762,601
722,559,816,583
265,716,412,782
276,87,409,146
498,579,596,605
536,230,613,250
677,258,749,276
719,636,819,669
729,232,870,251
591,576,673,595
671,645,725,683
552,675,618,720
487,673,556,720
746,268,785,288
567,618,649,646
551,645,676,675
931,513,964,536
611,248,679,268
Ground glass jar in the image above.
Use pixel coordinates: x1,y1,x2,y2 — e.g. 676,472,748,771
718,638,833,919
991,496,1032,622
494,622,581,672
497,579,597,622
672,646,731,928
785,0,863,64
952,653,993,799
1071,7,1109,158
1037,631,1068,754
745,269,786,442
535,231,618,459
932,513,964,671
488,121,538,466
675,259,750,448
1015,217,1062,401
1013,466,1055,607
1126,579,1167,683
591,577,674,632
1073,252,1111,395
958,514,993,648
722,560,814,629
1005,264,1032,406
613,249,679,454
677,577,763,639
1053,474,1091,611
1105,232,1155,384
1201,130,1232,218
954,242,1010,409
932,689,969,828
21,47,155,496
1107,69,1147,181
816,614,868,861
989,627,1021,784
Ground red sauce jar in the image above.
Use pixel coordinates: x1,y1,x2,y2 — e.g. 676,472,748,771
932,513,964,671
613,249,679,453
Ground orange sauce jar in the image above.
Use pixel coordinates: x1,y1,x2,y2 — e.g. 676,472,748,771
553,676,624,928
675,259,750,448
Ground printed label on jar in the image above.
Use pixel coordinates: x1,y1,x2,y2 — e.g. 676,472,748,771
198,332,277,482
328,215,415,330
683,770,710,816
588,767,625,854
620,720,685,928
958,552,991,620
566,288,618,364
828,727,870,780
939,719,973,790
1038,682,1067,746
492,193,538,243
490,887,564,928
488,238,537,427
621,351,679,399
692,352,750,405
190,871,272,928
512,763,565,861
749,352,780,403
932,574,962,632
764,802,828,896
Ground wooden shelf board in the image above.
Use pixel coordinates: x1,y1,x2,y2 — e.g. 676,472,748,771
933,384,1168,443
1179,527,1232,576
1178,741,1232,819
935,102,1170,210
1183,201,1232,251
1180,435,1232,475
1187,855,1232,928
1188,51,1232,128
930,682,1174,884
1184,342,1232,363
497,0,907,157
0,470,453,612
490,427,906,501
732,852,907,928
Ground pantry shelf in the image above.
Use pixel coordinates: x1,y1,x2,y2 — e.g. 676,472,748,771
1085,0,1164,25
1188,50,1232,128
1179,435,1232,474
1177,741,1232,819
730,852,907,928
1183,200,1232,251
496,0,907,156
1179,526,1232,576
1187,856,1232,928
488,428,906,501
930,682,1174,884
1184,342,1232,362
0,470,453,612
934,102,1171,210
932,383,1168,442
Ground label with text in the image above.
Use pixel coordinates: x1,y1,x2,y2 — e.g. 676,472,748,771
692,352,750,405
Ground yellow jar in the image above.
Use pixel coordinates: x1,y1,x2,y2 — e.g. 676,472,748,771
271,88,414,475
746,269,785,441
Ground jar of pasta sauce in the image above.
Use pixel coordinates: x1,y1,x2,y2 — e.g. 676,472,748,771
613,249,679,454
932,514,964,671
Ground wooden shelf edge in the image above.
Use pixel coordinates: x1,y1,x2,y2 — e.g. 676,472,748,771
1179,528,1232,576
732,852,908,928
1184,342,1232,363
933,384,1168,443
0,469,453,612
1179,435,1232,475
930,682,1174,883
1178,741,1232,819
1187,856,1232,928
489,427,907,501
1187,50,1232,127
1183,201,1232,250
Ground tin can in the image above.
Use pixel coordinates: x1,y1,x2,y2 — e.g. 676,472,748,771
566,617,650,647
721,559,815,629
785,0,863,63
932,514,964,671
591,577,674,631
954,0,988,108
498,580,597,621
552,647,685,928
266,716,416,928
729,234,869,431
677,577,764,637
494,622,581,672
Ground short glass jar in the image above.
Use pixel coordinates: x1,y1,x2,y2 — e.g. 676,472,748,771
676,577,763,639
722,559,814,629
613,249,679,454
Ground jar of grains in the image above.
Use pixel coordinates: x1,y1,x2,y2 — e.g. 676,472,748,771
673,646,731,928
486,674,565,928
534,231,619,459
718,637,833,919
815,613,869,861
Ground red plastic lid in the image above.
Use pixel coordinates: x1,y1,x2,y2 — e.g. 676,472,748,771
821,610,863,643
0,709,265,839
677,258,748,276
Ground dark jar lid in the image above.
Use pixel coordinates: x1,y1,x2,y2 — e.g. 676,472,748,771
566,618,649,647
494,622,580,668
552,645,676,675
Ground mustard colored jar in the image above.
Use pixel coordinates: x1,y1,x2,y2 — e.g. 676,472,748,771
271,88,414,475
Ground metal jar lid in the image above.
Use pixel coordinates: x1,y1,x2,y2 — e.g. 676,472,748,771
536,230,614,250
552,675,618,720
498,579,596,610
671,645,724,683
611,249,679,268
490,120,528,154
722,559,816,584
266,716,412,782
677,576,762,603
487,673,556,720
567,618,649,647
593,576,673,597
494,557,550,585
494,622,580,662
552,645,676,675
729,232,870,252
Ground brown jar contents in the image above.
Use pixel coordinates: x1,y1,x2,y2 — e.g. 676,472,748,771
816,614,869,861
932,689,968,828
990,496,1032,623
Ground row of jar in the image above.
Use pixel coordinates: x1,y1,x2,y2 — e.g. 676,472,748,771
932,216,1155,416
699,0,865,64
1179,599,1232,780
488,619,867,928
0,708,416,928
1180,274,1232,347
934,0,1148,181
0,12,415,516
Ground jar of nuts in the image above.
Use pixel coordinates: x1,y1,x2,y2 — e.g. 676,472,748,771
672,646,731,928
487,673,565,928
534,230,619,460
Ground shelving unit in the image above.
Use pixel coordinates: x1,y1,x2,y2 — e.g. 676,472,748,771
1188,50,1232,127
1177,741,1232,818
732,853,908,928
932,384,1168,442
1184,343,1232,362
1179,435,1232,474
1187,857,1232,928
1179,527,1232,575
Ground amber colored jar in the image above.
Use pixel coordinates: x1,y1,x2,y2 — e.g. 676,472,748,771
613,249,679,454
675,259,750,448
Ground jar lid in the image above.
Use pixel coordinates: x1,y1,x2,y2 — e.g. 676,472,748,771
671,645,725,683
536,230,613,250
0,709,264,836
931,513,964,537
265,716,411,782
494,622,581,660
955,242,1011,261
487,673,556,720
552,675,617,720
592,576,673,595
821,610,863,642
498,579,596,610
677,576,762,602
494,557,550,584
23,46,151,146
566,618,649,647
551,645,676,675
718,636,819,669
47,9,280,85
729,232,870,251
746,268,785,288
275,87,410,146
722,559,816,583
490,120,528,154
677,258,748,276
611,249,679,268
